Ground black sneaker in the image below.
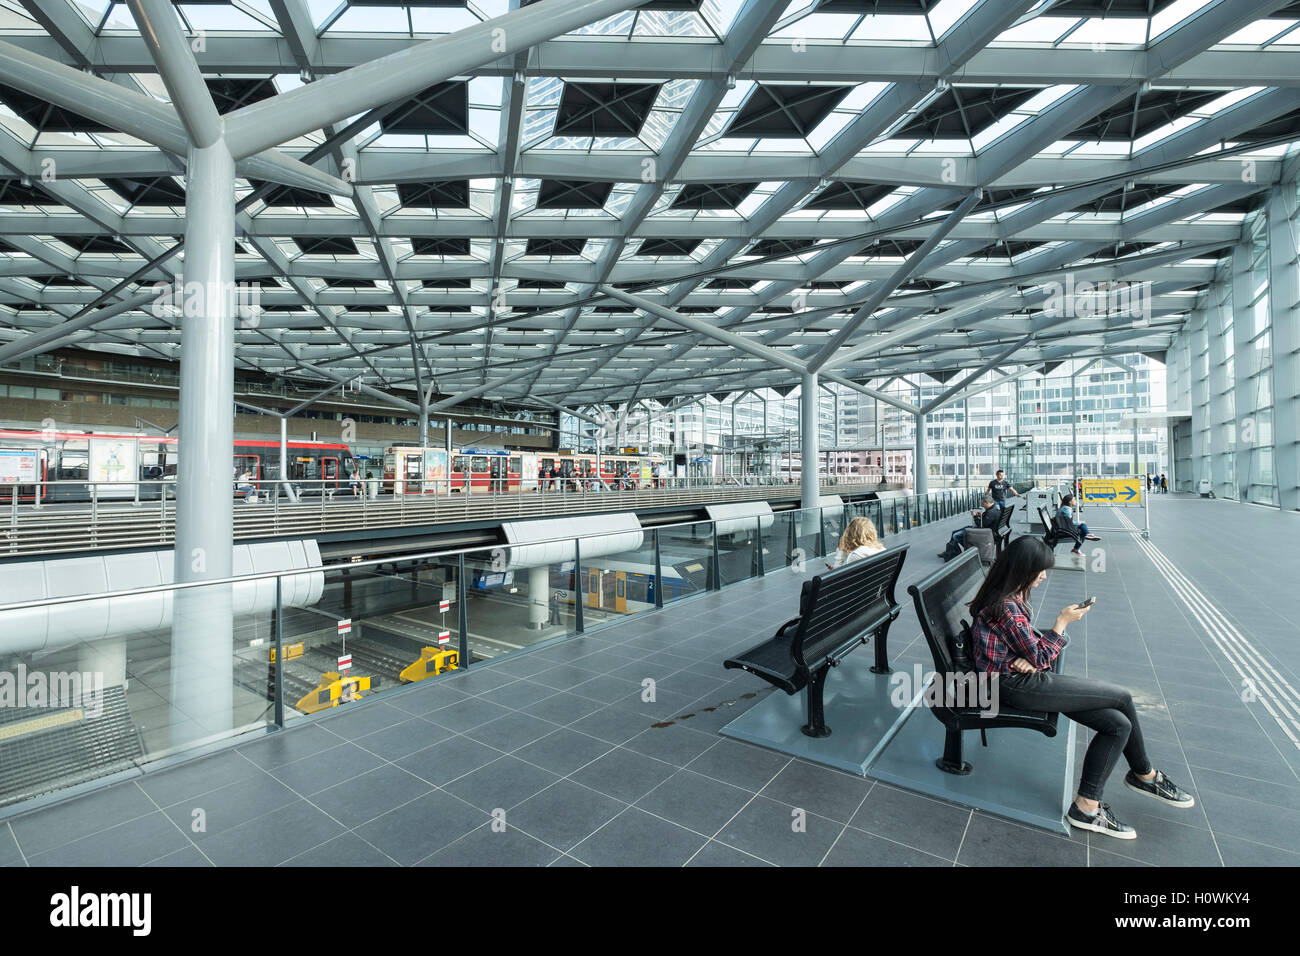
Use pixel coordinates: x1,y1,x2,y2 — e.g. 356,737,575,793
1125,769,1195,808
1067,802,1136,839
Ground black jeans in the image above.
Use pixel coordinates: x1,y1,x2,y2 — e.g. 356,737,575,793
999,671,1152,801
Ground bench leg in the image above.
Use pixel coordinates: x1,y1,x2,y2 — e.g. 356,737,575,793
937,728,972,775
801,666,832,738
870,624,890,674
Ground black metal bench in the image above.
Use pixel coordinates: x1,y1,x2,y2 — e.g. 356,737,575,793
1037,505,1083,552
724,546,908,738
906,549,1060,774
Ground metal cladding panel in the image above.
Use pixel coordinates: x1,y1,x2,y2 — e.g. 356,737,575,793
705,500,774,536
818,495,844,519
501,513,643,569
302,539,325,604
46,556,109,647
0,561,49,653
0,539,325,653
104,549,167,642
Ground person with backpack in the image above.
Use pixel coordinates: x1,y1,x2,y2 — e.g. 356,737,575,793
939,494,999,561
969,537,1195,839
1056,493,1100,555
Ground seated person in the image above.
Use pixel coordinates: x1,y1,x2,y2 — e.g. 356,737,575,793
827,516,885,568
939,494,1000,560
1056,493,1100,555
235,471,257,503
969,537,1194,839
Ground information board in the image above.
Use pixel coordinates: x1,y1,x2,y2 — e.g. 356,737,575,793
1079,478,1142,504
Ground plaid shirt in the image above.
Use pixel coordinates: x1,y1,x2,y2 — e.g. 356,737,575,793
970,596,1067,675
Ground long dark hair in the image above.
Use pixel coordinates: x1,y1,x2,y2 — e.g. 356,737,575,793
1060,492,1075,508
968,536,1055,620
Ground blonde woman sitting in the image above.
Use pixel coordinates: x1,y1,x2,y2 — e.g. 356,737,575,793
828,516,885,569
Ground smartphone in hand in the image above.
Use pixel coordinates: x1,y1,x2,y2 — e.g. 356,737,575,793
1080,596,1097,608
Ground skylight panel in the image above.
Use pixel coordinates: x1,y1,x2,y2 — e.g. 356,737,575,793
847,14,935,43
173,3,275,32
408,6,484,34
992,16,1079,44
1219,19,1297,46
1149,0,1215,43
324,5,410,33
1066,19,1147,47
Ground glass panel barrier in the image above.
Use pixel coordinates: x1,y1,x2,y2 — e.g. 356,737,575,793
572,533,660,625
654,519,715,604
715,512,760,587
0,578,273,811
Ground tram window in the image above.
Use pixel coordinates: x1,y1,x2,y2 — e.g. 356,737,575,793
472,456,488,471
625,575,648,604
453,456,467,472
234,454,259,478
57,452,88,480
509,457,520,473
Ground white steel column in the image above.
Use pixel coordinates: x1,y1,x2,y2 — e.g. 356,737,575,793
914,411,929,497
528,565,549,630
171,141,236,746
801,372,820,515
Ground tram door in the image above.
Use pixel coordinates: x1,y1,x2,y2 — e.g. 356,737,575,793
614,573,626,613
404,452,423,494
322,457,338,489
587,568,600,608
489,456,506,492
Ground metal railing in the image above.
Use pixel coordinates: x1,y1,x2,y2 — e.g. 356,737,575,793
0,476,905,557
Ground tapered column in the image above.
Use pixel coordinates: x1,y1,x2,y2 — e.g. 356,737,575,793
801,372,820,520
528,565,549,630
171,141,236,747
914,411,929,497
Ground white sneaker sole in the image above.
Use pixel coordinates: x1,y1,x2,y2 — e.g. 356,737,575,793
1068,814,1137,839
1124,778,1195,808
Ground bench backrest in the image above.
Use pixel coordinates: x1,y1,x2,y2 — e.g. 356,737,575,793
906,548,985,676
996,504,1014,532
792,545,908,671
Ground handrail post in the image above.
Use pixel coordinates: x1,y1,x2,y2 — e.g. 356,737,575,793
710,521,721,591
754,515,764,576
574,537,584,632
457,552,470,668
273,575,284,729
653,529,664,608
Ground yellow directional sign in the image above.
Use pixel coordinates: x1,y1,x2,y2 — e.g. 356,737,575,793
1080,478,1142,505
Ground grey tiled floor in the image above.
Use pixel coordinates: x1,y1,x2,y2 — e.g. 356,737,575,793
4,496,1297,866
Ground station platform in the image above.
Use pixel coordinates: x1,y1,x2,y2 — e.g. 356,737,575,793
2,496,1296,867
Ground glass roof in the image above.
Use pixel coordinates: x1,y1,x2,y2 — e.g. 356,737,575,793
0,0,1295,407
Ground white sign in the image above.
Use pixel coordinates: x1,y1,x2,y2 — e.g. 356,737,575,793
337,618,352,635
437,630,451,645
0,448,39,483
88,438,138,484
337,654,352,671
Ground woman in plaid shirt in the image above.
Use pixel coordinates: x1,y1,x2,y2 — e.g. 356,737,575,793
969,537,1195,839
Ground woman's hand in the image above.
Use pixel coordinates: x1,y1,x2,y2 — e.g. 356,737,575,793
1009,657,1036,675
1053,601,1090,634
